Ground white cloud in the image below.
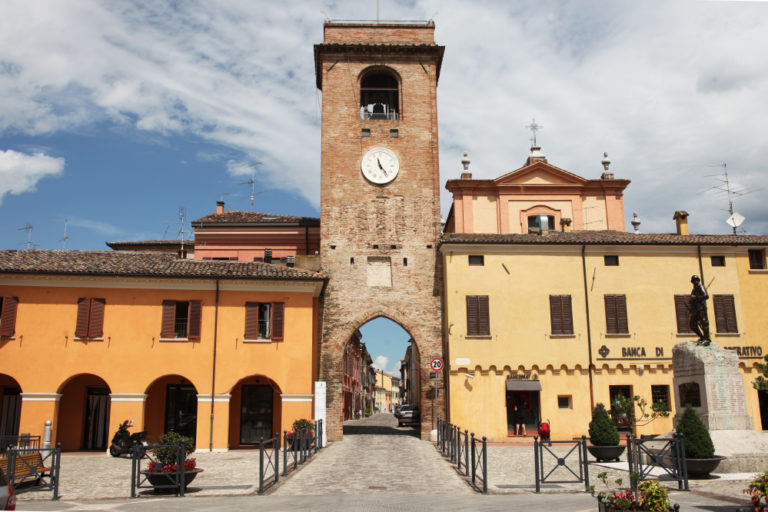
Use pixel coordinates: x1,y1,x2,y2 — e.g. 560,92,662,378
372,355,388,372
1,1,767,233
67,217,126,237
0,149,64,204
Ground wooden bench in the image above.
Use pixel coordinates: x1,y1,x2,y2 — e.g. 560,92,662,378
0,452,52,485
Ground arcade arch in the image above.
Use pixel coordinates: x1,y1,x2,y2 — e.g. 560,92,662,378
0,374,21,437
56,373,111,451
228,375,282,449
144,375,198,444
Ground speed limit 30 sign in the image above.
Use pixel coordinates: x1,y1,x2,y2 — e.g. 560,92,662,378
430,357,444,372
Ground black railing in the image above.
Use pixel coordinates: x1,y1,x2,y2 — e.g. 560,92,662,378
282,420,324,478
626,433,688,491
258,434,280,494
436,418,487,493
130,443,189,497
534,435,590,493
3,443,61,499
0,434,40,455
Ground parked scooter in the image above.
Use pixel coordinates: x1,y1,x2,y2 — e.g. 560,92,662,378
109,419,148,457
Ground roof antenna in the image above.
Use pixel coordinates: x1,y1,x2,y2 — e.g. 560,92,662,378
55,218,70,249
708,163,749,235
238,162,264,211
17,224,37,250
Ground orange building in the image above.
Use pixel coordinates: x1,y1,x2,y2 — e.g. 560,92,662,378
0,250,325,451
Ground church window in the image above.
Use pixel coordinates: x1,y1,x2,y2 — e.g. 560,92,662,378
527,215,554,233
360,71,399,120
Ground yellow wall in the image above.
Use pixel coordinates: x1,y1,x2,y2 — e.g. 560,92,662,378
0,275,319,451
442,244,767,442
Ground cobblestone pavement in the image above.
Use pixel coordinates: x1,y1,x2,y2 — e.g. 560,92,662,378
271,413,474,496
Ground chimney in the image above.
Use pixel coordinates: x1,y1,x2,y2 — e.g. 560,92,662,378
264,248,272,262
560,217,572,232
673,210,689,236
286,255,295,267
216,200,225,215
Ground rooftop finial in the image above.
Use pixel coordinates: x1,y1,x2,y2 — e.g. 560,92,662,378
631,212,641,233
460,151,472,180
601,152,614,180
525,118,543,147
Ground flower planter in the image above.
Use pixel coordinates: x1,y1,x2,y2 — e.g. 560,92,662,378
141,468,203,491
598,501,679,512
684,455,725,478
588,444,626,462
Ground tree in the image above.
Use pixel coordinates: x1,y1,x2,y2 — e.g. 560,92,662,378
676,404,714,459
610,394,670,428
752,355,768,391
589,403,620,446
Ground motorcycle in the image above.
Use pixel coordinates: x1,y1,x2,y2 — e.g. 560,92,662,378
109,419,149,457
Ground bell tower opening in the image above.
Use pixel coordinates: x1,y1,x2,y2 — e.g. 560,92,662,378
360,70,400,120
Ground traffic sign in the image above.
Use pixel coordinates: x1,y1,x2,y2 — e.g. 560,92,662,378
430,357,444,371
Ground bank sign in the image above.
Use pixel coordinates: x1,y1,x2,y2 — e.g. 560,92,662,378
597,344,764,360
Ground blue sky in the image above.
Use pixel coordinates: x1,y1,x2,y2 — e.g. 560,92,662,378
359,318,411,378
2,1,768,366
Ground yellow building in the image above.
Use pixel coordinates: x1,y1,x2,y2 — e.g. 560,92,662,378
0,250,325,451
374,370,393,413
441,149,768,441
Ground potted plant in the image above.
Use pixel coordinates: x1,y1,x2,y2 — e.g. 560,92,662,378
744,470,768,511
286,418,313,447
588,403,625,462
142,432,202,491
675,404,724,477
590,472,678,511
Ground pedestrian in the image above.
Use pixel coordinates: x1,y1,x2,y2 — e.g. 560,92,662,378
512,403,526,436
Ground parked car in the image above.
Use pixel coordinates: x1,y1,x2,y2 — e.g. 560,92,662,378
397,404,420,427
0,467,16,511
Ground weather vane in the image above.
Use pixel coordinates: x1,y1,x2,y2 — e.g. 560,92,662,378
525,118,543,147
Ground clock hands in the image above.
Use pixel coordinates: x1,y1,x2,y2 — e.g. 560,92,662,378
377,156,388,176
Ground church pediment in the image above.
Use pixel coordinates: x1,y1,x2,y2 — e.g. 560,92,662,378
494,162,587,186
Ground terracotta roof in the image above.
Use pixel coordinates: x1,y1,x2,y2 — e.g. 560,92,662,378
441,231,768,246
191,211,319,226
0,250,326,281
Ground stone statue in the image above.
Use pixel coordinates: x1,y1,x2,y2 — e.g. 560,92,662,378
689,275,710,346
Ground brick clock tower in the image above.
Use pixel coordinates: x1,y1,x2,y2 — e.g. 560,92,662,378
314,21,445,440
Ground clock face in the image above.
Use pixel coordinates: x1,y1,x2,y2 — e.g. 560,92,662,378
361,147,399,185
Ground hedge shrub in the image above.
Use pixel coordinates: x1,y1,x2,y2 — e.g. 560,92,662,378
676,404,714,459
589,403,620,446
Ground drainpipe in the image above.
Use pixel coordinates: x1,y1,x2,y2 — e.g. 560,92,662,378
581,245,595,410
209,279,220,452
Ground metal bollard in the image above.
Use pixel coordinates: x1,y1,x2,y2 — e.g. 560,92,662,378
43,420,52,449
534,435,540,493
481,436,487,494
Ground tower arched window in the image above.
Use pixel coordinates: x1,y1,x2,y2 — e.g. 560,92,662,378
360,72,399,120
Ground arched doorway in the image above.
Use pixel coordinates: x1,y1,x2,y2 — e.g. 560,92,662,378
228,375,282,449
144,375,198,443
56,374,111,451
0,374,21,437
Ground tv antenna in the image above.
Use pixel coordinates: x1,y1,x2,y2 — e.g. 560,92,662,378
55,218,70,249
238,162,264,211
162,207,190,249
17,224,37,250
710,163,747,235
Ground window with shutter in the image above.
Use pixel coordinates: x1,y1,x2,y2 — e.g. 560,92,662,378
466,295,490,336
713,294,738,334
187,300,202,339
674,295,693,334
271,302,284,341
75,298,106,338
0,296,19,337
161,300,177,338
605,295,628,334
749,249,765,270
549,295,573,335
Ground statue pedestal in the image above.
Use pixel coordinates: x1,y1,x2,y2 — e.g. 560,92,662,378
672,342,752,430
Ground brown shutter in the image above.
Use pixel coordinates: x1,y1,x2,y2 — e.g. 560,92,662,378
674,295,692,333
244,302,259,339
605,295,617,334
88,298,105,337
75,298,91,338
271,302,284,341
466,296,478,336
714,295,738,333
550,295,563,334
723,295,738,333
478,296,490,336
187,300,202,339
161,300,176,338
616,295,628,333
0,296,19,337
562,295,573,334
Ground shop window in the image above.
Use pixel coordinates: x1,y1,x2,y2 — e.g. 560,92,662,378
161,300,201,340
749,249,766,270
466,295,490,336
0,296,19,337
468,255,484,266
651,385,670,410
604,255,619,266
713,294,738,334
244,302,284,341
604,294,628,334
549,295,573,335
360,71,399,120
557,395,572,409
673,295,694,334
711,255,725,267
75,297,105,338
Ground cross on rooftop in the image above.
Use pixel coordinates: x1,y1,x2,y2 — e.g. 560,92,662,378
525,118,543,147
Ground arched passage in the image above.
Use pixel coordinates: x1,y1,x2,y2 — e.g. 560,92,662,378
228,375,282,448
0,374,22,437
56,374,111,451
144,375,198,443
